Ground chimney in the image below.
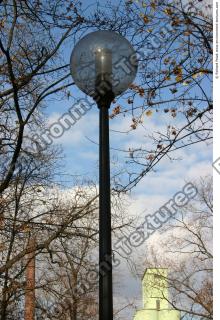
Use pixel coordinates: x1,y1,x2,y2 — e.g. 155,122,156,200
24,236,36,320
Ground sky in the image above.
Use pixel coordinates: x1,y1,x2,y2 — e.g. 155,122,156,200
44,71,212,320
39,1,212,319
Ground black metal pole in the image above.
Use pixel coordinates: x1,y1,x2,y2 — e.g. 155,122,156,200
98,97,113,320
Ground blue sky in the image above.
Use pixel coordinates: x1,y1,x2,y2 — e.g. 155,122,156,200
43,73,212,319
41,1,212,318
42,0,212,190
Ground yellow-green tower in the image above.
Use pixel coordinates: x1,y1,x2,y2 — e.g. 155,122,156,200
133,268,180,320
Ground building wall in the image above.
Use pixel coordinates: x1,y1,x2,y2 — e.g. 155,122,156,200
134,309,181,320
142,268,169,310
133,268,180,320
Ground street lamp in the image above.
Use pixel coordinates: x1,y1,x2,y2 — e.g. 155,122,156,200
70,30,138,320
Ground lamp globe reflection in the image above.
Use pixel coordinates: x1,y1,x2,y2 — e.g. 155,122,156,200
70,30,138,102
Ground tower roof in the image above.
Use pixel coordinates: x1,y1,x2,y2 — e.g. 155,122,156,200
142,267,168,281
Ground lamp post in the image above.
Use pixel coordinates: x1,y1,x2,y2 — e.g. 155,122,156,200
70,30,138,320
